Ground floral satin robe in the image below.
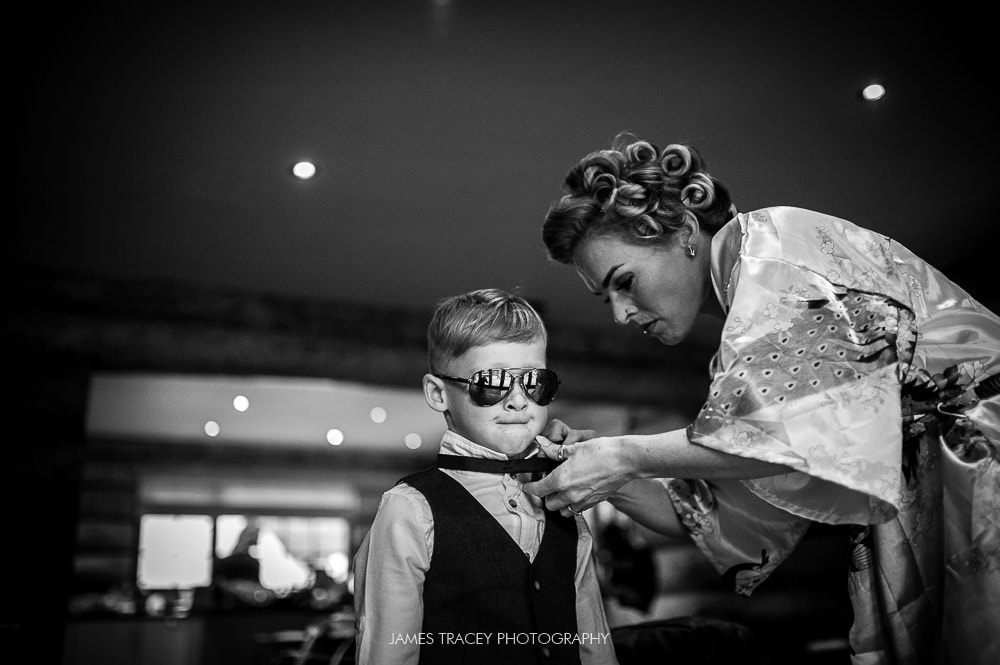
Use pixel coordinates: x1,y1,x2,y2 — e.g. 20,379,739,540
666,207,999,665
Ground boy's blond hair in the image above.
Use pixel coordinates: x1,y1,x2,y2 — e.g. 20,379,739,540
427,289,547,372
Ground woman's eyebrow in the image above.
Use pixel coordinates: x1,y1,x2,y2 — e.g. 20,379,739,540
602,264,625,289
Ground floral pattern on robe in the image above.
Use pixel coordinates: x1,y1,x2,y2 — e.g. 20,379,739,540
666,207,1000,665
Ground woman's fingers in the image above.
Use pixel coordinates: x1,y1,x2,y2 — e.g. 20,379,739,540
545,493,573,512
527,436,611,513
539,419,600,446
535,435,571,461
540,419,572,443
523,468,581,513
561,428,598,446
535,435,557,457
522,471,557,498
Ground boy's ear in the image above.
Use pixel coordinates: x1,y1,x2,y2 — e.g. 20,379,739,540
423,373,449,413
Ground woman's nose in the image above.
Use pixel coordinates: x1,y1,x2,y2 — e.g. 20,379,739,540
610,294,634,325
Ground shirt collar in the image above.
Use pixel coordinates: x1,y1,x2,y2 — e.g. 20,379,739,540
439,430,539,460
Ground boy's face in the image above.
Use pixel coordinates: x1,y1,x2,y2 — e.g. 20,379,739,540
426,339,549,456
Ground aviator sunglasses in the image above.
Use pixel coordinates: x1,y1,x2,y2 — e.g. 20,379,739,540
433,367,561,407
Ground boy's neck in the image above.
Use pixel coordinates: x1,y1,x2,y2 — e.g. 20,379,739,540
505,443,535,459
444,430,536,459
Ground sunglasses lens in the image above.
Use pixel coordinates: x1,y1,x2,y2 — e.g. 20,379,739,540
525,369,560,406
469,369,511,406
467,369,559,407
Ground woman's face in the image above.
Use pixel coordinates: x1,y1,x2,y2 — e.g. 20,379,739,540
573,232,709,345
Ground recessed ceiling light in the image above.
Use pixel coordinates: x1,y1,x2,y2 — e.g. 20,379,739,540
861,83,885,101
292,161,316,179
233,395,250,412
404,433,423,450
370,407,387,424
204,420,220,437
327,429,345,446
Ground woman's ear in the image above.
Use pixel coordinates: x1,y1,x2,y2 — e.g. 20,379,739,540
681,210,702,254
423,373,449,413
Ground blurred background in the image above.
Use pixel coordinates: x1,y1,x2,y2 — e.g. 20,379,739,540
6,1,993,664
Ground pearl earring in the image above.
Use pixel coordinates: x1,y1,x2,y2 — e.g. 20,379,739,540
686,244,696,257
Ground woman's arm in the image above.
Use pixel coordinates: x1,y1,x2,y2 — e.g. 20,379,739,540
539,421,688,535
526,429,791,514
623,430,791,480
608,479,686,539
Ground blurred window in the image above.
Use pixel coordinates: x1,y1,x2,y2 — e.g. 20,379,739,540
137,514,213,590
135,513,350,592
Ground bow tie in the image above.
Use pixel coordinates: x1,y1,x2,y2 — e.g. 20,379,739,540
436,454,558,475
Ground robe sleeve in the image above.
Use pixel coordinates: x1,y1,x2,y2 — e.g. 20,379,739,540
690,255,912,526
663,477,812,596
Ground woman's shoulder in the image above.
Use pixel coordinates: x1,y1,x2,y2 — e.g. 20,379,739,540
738,206,890,260
730,206,916,309
742,206,867,236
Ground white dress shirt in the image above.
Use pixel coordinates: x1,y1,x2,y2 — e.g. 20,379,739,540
353,430,618,665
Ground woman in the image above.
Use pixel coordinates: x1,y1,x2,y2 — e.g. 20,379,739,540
524,135,999,665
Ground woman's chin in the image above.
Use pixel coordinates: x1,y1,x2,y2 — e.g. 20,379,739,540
648,318,698,346
656,337,678,346
652,328,685,346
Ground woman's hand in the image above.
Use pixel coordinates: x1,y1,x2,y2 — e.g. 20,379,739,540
523,435,635,518
539,418,598,447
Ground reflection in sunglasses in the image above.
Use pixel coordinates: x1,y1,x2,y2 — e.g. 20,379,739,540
433,368,560,407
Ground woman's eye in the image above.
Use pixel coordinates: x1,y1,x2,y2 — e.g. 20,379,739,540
616,275,634,292
602,275,634,303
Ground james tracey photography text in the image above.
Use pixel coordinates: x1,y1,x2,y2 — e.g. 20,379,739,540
389,632,612,646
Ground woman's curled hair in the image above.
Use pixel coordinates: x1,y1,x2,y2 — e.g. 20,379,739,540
542,134,734,264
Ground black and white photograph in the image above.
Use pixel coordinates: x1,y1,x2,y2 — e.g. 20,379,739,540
7,2,997,664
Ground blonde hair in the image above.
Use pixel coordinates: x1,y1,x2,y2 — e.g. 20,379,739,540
542,133,735,264
427,289,547,371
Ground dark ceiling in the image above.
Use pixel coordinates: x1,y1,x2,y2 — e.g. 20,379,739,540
10,2,997,341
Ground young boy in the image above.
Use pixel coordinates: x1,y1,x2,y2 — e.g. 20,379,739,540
352,288,617,665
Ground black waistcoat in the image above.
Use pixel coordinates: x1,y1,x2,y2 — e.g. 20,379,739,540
399,468,582,665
